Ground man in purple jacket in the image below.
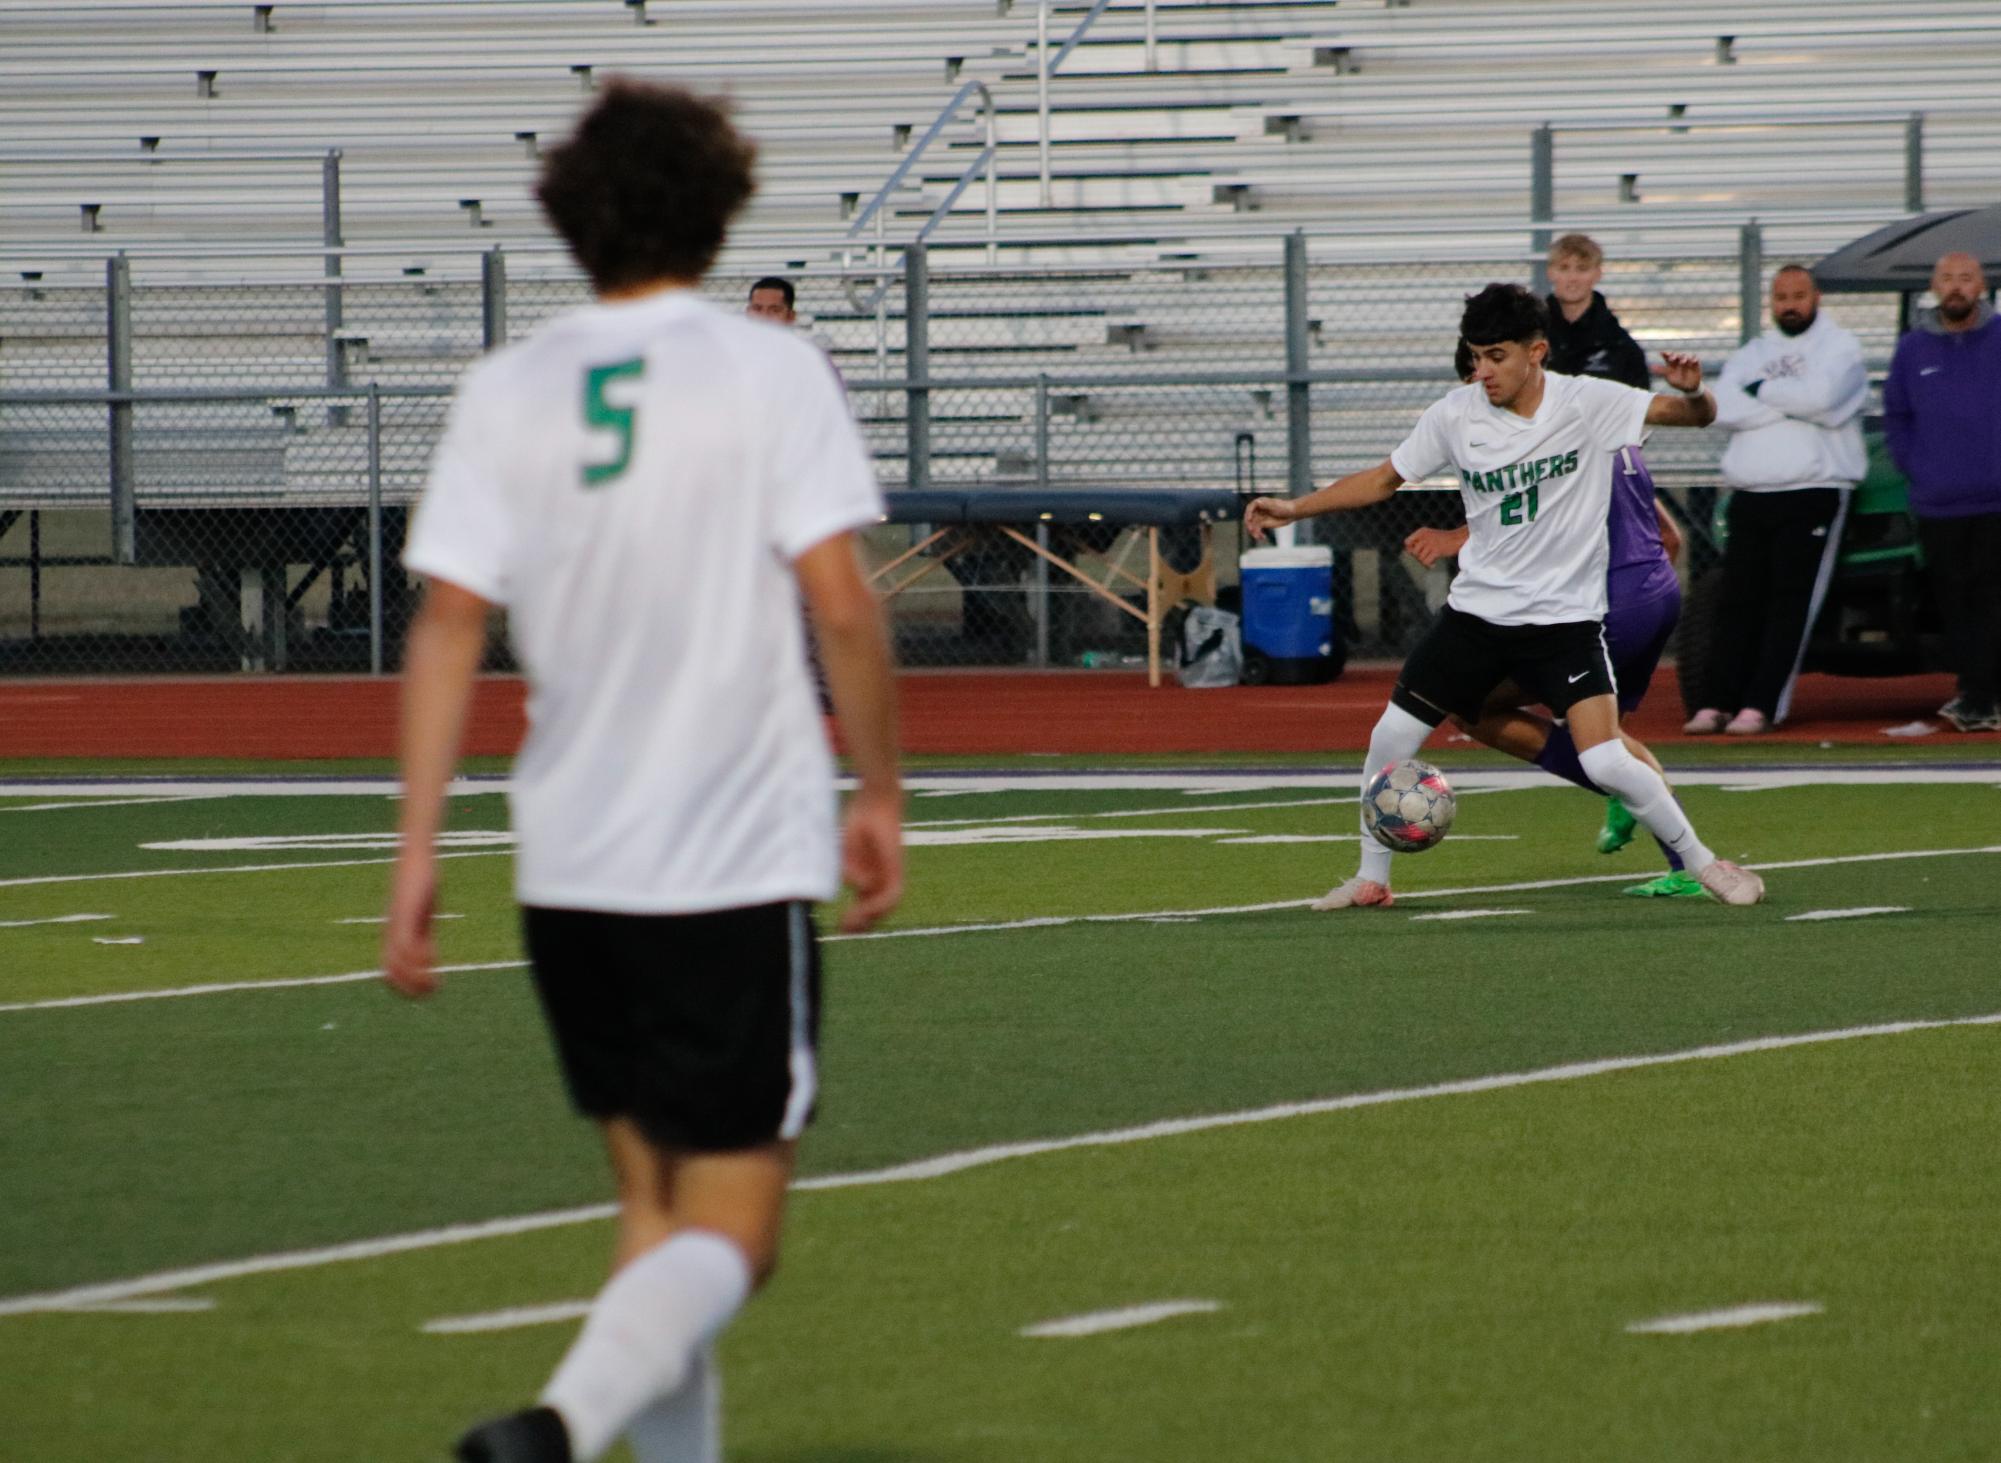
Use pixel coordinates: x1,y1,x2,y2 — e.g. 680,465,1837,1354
1883,251,2001,732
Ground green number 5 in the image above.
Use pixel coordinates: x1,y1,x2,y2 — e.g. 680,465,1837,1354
582,357,645,486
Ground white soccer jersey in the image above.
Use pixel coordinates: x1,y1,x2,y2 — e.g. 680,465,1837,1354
1390,372,1653,625
404,290,883,914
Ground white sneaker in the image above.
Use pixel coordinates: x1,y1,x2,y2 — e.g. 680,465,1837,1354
1311,877,1395,911
1723,708,1770,736
1683,708,1727,735
1696,859,1765,906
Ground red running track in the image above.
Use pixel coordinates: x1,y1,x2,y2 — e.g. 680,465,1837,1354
0,666,1981,761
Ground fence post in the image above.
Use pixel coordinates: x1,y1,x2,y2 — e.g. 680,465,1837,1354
481,245,508,351
1529,123,1554,295
106,253,135,565
1033,373,1051,668
1738,220,1764,344
904,244,930,493
1283,231,1312,507
1904,112,1925,214
367,384,384,675
323,149,347,425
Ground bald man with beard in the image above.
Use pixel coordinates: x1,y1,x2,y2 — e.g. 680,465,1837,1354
1884,251,2001,732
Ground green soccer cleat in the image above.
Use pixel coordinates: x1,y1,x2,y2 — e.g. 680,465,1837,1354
1622,870,1709,899
1596,796,1637,854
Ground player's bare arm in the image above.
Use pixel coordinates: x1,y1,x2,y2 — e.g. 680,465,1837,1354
1405,523,1469,568
1653,497,1682,562
1645,351,1716,428
383,576,492,998
795,530,904,934
1245,459,1404,542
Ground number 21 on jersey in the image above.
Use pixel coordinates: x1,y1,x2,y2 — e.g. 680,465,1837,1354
582,357,646,487
1498,484,1539,527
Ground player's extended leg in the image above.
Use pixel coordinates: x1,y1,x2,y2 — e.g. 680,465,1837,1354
1565,695,1763,905
459,1133,793,1463
1315,701,1436,910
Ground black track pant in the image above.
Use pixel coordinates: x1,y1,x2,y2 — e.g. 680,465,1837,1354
1704,486,1848,722
1917,510,2001,713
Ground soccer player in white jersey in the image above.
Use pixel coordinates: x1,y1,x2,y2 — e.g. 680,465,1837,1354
381,81,903,1463
1246,284,1765,908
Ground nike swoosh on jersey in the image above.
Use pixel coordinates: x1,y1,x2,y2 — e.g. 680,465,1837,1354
1568,670,1590,683
1920,366,1943,376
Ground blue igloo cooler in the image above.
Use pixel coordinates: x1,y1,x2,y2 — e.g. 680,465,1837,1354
1239,545,1338,685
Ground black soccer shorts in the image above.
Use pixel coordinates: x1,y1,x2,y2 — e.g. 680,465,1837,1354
1390,605,1617,727
521,900,821,1153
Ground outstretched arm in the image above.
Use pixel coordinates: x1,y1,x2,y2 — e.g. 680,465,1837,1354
1245,459,1404,541
1644,351,1716,429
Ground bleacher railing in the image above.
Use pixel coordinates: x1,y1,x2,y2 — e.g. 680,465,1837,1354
0,222,1910,676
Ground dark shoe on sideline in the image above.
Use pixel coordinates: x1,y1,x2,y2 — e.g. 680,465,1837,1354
1943,701,2001,733
457,1407,572,1463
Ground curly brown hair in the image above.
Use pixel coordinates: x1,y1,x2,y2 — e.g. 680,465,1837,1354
536,79,757,293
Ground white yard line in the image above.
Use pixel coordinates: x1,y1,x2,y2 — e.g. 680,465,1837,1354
1217,834,1518,845
59,1297,216,1315
0,960,526,1015
3,766,1999,807
6,843,2000,1014
3,1009,1995,1320
1626,1302,1823,1335
0,847,507,892
1020,1300,1222,1338
423,1300,592,1335
1785,907,1911,922
0,913,112,929
2,796,211,813
335,914,465,926
1409,909,1532,922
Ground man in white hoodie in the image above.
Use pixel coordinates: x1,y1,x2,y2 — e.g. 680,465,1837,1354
1685,264,1866,735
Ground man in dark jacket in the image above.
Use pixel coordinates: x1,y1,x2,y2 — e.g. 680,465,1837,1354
1883,251,2001,732
1545,233,1652,389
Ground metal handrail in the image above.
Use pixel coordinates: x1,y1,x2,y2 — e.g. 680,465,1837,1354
842,77,997,321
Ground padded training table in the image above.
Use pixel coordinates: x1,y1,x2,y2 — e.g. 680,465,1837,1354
872,488,1243,686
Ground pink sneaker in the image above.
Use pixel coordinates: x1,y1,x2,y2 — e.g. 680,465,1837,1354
1723,708,1770,736
1311,877,1394,911
1695,859,1766,906
1683,708,1727,734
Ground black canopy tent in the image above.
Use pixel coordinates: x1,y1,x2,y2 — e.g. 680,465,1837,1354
1812,204,2001,295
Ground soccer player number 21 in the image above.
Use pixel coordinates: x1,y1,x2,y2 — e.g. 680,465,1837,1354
1499,483,1540,526
582,356,646,486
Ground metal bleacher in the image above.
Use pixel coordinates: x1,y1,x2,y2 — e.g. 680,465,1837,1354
0,0,1990,659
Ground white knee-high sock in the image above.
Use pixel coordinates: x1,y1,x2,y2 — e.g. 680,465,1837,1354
625,1347,720,1463
1577,741,1715,872
1357,703,1435,885
541,1231,751,1462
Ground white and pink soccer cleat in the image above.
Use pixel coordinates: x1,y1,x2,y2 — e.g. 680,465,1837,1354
1695,858,1766,906
1311,877,1395,911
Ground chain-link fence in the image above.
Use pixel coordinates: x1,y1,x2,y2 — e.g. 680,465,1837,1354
0,225,1914,673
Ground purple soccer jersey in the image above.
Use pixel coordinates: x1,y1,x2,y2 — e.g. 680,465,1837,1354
1601,443,1681,713
1606,445,1680,608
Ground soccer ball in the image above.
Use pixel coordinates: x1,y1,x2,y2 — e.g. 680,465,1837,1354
1362,759,1456,853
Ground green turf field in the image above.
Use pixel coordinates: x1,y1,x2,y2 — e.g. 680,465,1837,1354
2,761,1998,1461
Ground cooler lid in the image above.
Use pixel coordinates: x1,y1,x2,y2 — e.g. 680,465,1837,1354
1240,545,1334,569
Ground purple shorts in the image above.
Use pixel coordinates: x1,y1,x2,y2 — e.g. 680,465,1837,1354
1604,584,1681,715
